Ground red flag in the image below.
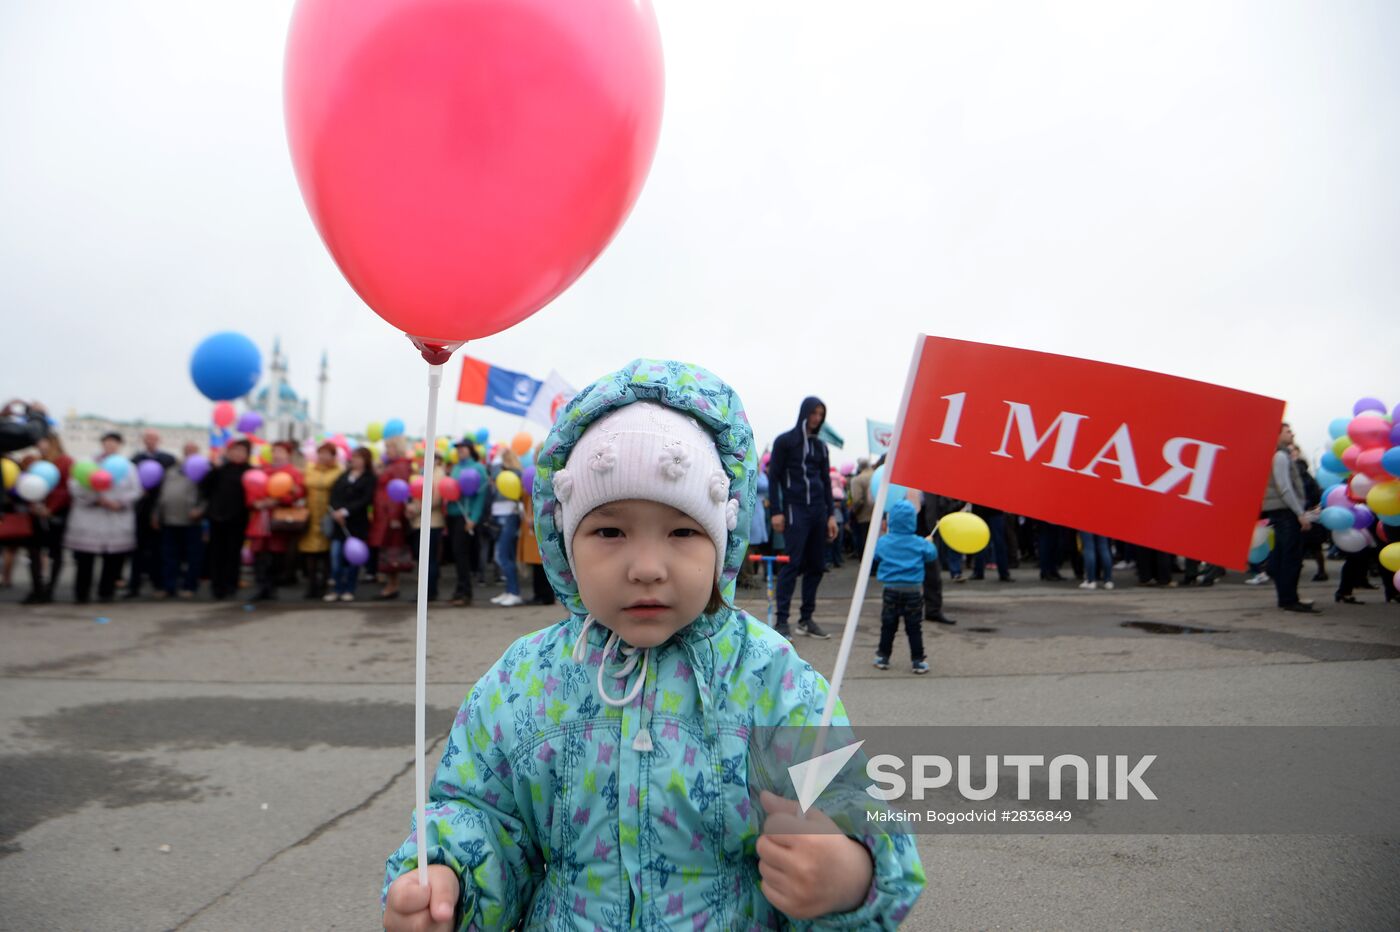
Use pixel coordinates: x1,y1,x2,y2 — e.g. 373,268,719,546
886,337,1285,569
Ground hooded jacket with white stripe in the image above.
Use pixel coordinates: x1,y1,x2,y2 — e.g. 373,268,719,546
383,359,924,930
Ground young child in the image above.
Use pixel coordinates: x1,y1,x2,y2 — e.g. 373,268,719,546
871,499,937,674
382,360,924,930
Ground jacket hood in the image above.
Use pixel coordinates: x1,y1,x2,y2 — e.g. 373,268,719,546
797,395,825,432
534,359,758,627
888,498,918,535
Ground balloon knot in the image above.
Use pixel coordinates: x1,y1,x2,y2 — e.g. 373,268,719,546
407,336,464,366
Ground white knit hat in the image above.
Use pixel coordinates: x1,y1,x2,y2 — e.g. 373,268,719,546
552,402,738,581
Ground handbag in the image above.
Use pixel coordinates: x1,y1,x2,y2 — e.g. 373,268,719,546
0,512,34,541
271,506,310,536
379,544,416,573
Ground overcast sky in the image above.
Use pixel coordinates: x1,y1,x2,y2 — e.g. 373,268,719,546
3,0,1397,460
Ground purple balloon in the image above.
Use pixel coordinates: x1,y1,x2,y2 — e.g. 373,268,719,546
236,411,263,434
344,536,370,566
522,466,537,493
1391,422,1400,446
1353,397,1386,416
1352,505,1376,530
183,454,210,483
387,478,410,503
457,469,482,497
137,459,165,490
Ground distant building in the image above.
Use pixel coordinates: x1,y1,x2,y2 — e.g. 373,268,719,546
60,414,207,459
244,338,327,442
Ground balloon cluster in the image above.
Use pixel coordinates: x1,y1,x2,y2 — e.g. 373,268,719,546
12,460,62,503
1314,397,1400,589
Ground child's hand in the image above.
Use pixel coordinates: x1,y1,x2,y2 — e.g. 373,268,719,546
383,865,459,932
757,791,874,919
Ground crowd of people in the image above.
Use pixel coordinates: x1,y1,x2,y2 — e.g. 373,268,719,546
2,400,1396,619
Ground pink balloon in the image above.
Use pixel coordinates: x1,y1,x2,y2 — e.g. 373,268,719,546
410,475,425,500
212,402,236,428
1347,414,1390,450
1341,444,1362,472
243,468,269,501
1349,473,1376,502
1324,485,1351,508
284,0,665,349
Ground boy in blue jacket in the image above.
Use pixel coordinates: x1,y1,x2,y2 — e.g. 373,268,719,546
872,499,937,674
382,359,924,930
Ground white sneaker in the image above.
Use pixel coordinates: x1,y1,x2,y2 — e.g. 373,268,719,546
498,593,525,607
340,593,355,602
1245,572,1270,586
1102,581,1114,590
490,593,508,604
322,593,338,603
1079,580,1097,590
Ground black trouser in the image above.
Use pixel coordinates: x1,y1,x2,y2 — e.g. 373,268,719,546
254,551,277,596
922,559,944,619
774,500,828,627
160,524,203,594
27,515,65,596
531,564,553,604
410,526,442,601
447,515,475,599
1264,509,1303,606
208,520,245,598
1336,548,1375,599
879,587,926,662
852,520,870,558
129,518,163,594
73,551,127,602
1135,547,1173,585
303,551,330,597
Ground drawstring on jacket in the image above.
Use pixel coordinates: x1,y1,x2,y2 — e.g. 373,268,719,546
572,615,654,751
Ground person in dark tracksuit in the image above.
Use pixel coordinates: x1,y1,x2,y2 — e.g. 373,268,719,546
766,396,836,639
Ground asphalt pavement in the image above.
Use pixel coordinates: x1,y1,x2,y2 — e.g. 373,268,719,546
1,560,1397,930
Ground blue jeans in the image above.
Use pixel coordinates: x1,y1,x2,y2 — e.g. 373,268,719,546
972,514,1009,579
495,514,520,595
160,525,204,594
330,539,359,596
1080,531,1112,583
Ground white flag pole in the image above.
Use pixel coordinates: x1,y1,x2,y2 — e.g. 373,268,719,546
414,363,444,885
798,335,928,810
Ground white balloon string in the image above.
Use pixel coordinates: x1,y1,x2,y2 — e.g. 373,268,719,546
415,362,444,885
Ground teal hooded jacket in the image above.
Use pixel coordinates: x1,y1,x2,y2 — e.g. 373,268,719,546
384,359,925,929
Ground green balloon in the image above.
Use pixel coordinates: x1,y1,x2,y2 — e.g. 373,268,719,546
71,460,97,489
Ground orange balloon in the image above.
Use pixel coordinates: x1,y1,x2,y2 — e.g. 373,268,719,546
267,472,294,499
511,432,534,456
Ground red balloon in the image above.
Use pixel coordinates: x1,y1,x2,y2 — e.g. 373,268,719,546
1355,447,1388,478
437,476,461,502
284,0,664,348
1341,444,1362,472
212,402,236,428
90,470,113,492
409,475,425,500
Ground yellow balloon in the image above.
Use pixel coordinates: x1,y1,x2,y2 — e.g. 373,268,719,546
1379,542,1400,573
1,458,18,490
1330,436,1352,459
366,421,384,442
1367,480,1400,516
496,471,522,501
938,512,990,554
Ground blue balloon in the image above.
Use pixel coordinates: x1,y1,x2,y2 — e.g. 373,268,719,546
1380,512,1400,527
1248,543,1270,564
520,450,535,469
1315,472,1344,494
28,461,60,490
1327,417,1350,440
1319,452,1346,474
1381,446,1400,478
383,418,406,439
1319,506,1356,531
101,454,131,484
189,332,263,402
475,427,490,444
870,465,908,512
